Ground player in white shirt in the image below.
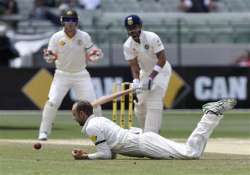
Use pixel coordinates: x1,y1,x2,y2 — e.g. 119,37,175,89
123,15,172,133
71,98,236,160
38,9,102,140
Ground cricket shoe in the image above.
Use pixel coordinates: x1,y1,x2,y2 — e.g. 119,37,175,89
38,132,48,141
202,98,237,115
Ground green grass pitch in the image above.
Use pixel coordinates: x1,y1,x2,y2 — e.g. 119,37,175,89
0,110,249,175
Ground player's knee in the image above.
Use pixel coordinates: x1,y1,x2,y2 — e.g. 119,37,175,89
185,153,201,160
45,100,59,109
184,145,203,159
146,100,163,110
134,102,146,115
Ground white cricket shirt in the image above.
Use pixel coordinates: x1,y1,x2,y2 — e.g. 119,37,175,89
82,115,142,159
48,29,93,73
123,30,172,89
123,30,166,74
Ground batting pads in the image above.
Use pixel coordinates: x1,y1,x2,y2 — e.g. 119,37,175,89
134,87,164,133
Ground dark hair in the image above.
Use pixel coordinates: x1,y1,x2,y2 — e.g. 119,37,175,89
76,100,93,116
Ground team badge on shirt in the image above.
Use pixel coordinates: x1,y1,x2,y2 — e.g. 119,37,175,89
157,40,161,46
144,44,149,50
77,39,83,46
59,40,65,46
132,48,138,55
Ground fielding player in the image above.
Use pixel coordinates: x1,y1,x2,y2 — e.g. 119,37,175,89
71,98,236,160
38,9,102,140
123,15,172,133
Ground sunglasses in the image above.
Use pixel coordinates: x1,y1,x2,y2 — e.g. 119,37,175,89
62,17,78,23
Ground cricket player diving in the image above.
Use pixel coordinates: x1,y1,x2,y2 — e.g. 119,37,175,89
71,98,236,160
123,14,172,133
38,9,102,141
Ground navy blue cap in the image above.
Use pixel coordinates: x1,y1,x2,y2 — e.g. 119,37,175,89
124,15,142,28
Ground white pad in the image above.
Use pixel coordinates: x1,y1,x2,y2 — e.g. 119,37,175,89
93,105,102,116
39,101,57,136
146,86,164,110
144,108,162,133
134,101,146,129
135,86,164,132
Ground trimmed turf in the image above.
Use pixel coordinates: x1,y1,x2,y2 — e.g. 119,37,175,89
0,110,249,175
0,142,249,175
0,110,249,139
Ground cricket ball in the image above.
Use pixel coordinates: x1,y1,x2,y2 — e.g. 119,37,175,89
33,142,42,150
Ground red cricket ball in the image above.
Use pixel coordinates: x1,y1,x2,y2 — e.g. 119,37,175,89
33,142,42,150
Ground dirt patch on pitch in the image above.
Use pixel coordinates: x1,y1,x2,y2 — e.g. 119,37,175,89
0,138,249,155
0,139,93,146
204,138,250,155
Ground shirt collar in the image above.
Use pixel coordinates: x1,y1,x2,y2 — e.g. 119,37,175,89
81,114,95,134
63,29,78,40
139,30,145,41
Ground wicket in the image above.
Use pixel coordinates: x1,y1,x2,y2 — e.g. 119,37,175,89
112,82,133,128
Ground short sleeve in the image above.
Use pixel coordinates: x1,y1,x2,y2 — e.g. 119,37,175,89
123,45,136,61
152,33,164,54
86,125,106,145
84,33,94,50
85,122,112,159
48,34,57,53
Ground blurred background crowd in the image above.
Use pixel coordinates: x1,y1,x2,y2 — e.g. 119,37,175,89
0,0,250,68
0,0,249,110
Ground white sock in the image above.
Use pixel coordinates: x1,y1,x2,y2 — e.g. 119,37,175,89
144,108,162,133
39,101,57,135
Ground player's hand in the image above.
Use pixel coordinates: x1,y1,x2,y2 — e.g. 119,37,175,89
71,149,88,160
87,48,103,62
141,77,153,90
132,79,140,89
132,79,143,94
43,49,57,63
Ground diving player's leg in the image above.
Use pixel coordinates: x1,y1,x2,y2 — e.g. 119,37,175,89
185,99,237,158
139,99,236,160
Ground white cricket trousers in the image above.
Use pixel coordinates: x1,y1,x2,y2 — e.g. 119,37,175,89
39,69,101,135
49,69,98,107
135,87,165,133
136,61,172,133
138,113,222,159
